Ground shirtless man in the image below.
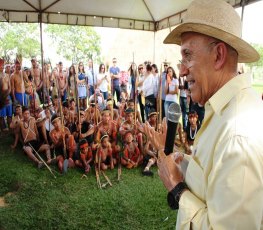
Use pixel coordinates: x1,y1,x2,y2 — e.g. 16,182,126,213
0,58,12,130
56,62,68,102
43,61,52,103
19,106,52,168
85,100,101,125
49,114,76,173
11,59,27,106
31,58,43,104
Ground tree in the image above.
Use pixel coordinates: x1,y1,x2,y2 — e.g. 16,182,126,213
246,43,263,68
45,24,101,64
0,22,40,61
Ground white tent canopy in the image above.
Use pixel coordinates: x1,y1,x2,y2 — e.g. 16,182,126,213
0,0,261,31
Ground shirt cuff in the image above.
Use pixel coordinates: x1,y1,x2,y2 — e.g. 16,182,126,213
179,190,206,222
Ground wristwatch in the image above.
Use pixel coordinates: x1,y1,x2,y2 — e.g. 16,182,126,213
167,182,188,210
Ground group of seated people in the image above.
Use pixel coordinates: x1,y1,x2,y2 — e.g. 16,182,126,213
8,91,200,177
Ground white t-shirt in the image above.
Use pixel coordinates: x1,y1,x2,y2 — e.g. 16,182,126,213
97,73,109,92
142,73,155,97
165,78,179,102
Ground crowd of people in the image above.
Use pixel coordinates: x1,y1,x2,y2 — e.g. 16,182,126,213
0,55,202,177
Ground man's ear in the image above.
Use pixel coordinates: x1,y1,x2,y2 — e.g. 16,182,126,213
214,42,227,70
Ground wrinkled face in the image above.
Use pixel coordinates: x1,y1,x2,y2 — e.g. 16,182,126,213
102,112,110,123
180,32,217,105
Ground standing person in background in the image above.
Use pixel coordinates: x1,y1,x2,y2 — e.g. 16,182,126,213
142,64,155,119
31,57,43,104
86,59,96,97
110,58,121,104
128,62,137,101
56,62,68,102
0,58,12,131
164,66,179,118
97,63,110,100
137,64,145,123
146,0,263,229
77,62,87,109
68,65,76,100
178,68,189,130
151,64,159,112
11,59,27,106
161,62,169,119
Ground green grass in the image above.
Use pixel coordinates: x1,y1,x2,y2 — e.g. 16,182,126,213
0,134,177,230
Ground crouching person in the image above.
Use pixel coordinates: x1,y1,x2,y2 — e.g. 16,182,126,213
49,114,76,173
20,106,53,168
76,139,93,174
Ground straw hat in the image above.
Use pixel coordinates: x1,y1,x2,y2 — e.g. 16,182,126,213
163,0,259,63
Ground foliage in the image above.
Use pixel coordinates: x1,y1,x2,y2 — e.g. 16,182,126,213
45,24,101,64
0,134,176,230
0,22,40,61
246,43,263,68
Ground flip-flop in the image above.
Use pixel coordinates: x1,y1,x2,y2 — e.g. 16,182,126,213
63,159,69,174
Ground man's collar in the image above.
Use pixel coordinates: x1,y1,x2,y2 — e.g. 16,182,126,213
208,73,251,115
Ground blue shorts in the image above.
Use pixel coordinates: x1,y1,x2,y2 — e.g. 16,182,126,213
0,96,12,117
15,92,27,106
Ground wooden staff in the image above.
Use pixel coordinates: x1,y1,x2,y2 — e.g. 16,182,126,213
95,147,102,189
74,64,81,137
158,64,163,125
55,76,68,170
29,143,56,179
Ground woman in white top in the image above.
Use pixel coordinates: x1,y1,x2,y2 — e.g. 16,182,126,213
164,66,179,118
96,63,110,100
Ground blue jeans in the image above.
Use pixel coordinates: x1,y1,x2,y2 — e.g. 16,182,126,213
101,91,108,100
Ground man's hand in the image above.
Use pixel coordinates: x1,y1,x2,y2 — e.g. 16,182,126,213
157,150,184,191
143,118,167,151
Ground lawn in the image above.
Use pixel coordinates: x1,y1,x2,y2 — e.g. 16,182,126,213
0,133,177,230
